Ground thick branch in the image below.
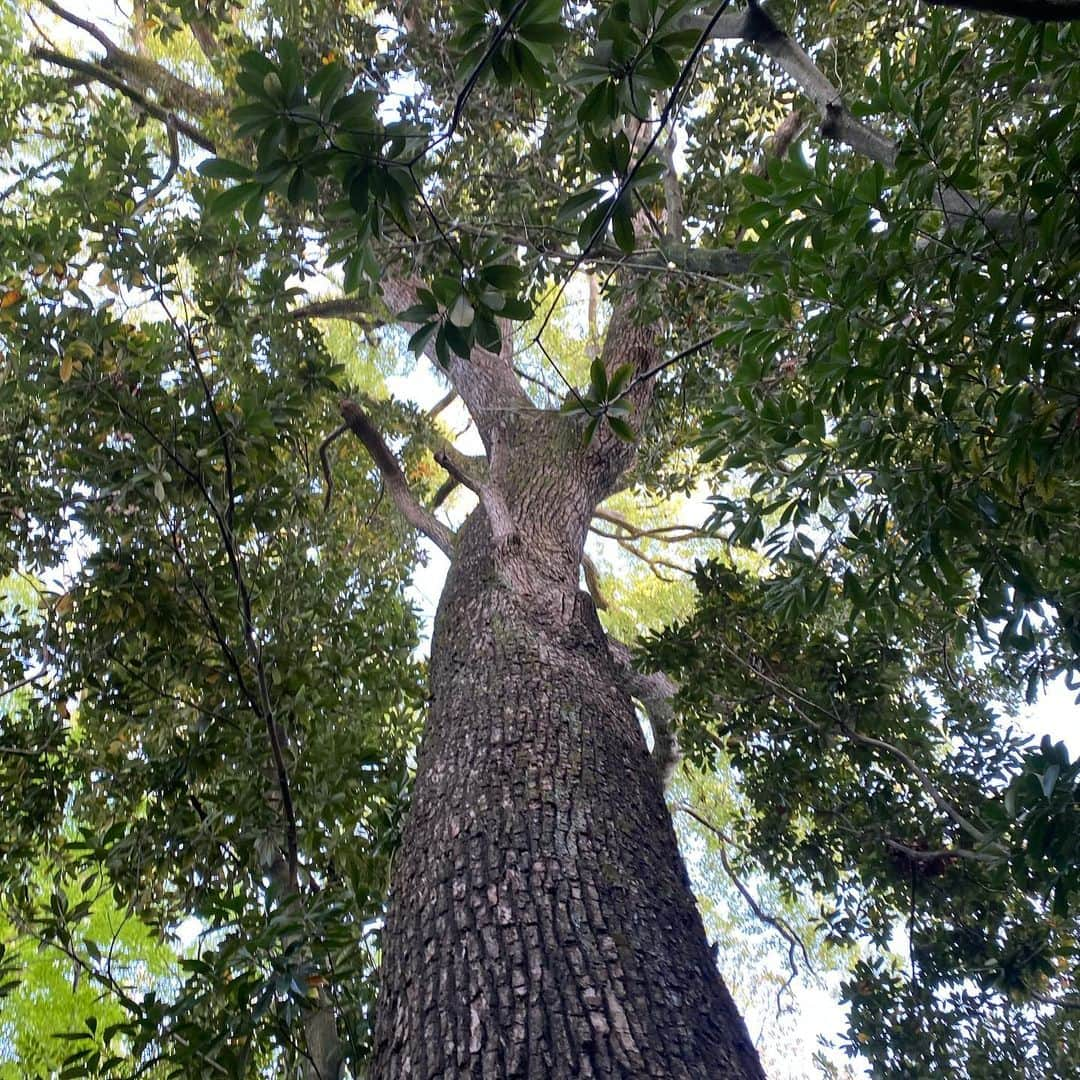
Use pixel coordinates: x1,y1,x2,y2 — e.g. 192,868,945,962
432,447,514,547
31,47,216,152
694,6,1018,232
36,0,221,114
289,296,383,329
607,638,680,786
339,399,455,557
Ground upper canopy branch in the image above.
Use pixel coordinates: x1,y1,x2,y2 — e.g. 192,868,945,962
925,0,1080,17
34,0,222,116
693,4,1019,232
31,46,216,152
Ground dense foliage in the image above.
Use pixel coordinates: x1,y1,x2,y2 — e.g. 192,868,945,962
1,0,1077,1074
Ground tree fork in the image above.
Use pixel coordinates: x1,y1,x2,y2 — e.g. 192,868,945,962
365,294,765,1076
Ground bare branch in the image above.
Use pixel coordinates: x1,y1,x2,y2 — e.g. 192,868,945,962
318,422,349,512
884,837,1000,866
593,506,709,543
289,297,383,328
132,117,179,214
678,801,813,1004
339,398,455,557
433,447,515,548
428,388,458,419
35,0,221,114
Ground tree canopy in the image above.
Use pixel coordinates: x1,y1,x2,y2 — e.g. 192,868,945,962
1,0,1078,1075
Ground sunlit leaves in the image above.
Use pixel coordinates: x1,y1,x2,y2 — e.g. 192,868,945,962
199,42,429,287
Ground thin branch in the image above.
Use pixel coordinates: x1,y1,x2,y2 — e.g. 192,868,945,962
707,632,1008,855
339,399,455,557
593,506,708,543
0,665,49,702
678,802,813,1007
133,117,179,214
318,422,349,511
428,388,458,419
884,837,1000,866
412,0,533,164
36,0,116,53
1031,992,1080,1010
530,0,737,346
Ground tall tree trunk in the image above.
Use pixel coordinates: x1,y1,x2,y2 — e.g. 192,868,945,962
371,409,765,1078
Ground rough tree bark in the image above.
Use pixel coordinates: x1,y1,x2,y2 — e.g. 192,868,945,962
357,299,766,1078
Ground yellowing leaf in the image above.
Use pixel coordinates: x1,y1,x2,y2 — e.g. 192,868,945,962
59,356,74,383
1,289,21,308
66,340,94,362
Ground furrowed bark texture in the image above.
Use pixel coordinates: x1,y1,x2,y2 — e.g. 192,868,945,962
371,356,765,1076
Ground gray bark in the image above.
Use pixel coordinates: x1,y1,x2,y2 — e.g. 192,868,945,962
368,309,765,1075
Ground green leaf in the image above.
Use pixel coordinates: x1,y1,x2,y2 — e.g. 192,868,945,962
448,294,475,328
207,182,263,220
558,186,604,223
444,319,473,359
198,158,253,181
589,358,608,401
1041,764,1061,798
607,362,634,399
611,203,635,253
479,263,524,290
408,321,439,356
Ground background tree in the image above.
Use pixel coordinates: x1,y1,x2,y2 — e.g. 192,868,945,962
1,0,1078,1076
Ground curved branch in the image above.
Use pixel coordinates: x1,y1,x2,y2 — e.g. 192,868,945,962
133,117,179,214
678,802,814,1004
339,399,455,557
